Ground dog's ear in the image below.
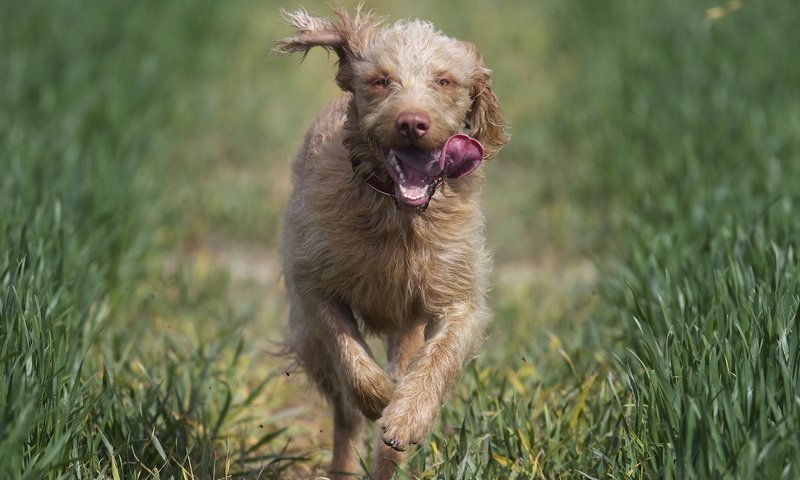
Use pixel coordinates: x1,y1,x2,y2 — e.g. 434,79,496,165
272,7,382,92
468,68,509,159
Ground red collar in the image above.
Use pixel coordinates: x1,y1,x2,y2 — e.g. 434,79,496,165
363,171,394,197
351,157,394,197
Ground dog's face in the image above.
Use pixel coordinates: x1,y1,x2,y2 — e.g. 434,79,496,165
274,8,507,207
349,22,494,206
350,22,476,152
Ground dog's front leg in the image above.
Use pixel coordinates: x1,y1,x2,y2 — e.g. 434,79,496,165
372,324,426,479
378,304,487,451
304,297,395,420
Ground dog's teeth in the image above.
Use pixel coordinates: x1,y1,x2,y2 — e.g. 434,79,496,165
397,184,426,200
392,153,403,175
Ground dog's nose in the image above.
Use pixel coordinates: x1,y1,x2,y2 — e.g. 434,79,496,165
395,111,430,139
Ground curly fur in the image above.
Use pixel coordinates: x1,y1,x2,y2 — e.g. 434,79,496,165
273,7,507,478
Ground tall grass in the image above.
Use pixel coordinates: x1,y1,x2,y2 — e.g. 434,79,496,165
561,1,800,477
1,1,288,478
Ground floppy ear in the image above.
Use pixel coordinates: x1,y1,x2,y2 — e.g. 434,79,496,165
468,68,509,159
272,7,381,92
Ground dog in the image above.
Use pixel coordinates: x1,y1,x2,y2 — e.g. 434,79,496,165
273,7,507,478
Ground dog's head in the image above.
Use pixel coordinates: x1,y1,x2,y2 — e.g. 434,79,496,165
274,7,508,208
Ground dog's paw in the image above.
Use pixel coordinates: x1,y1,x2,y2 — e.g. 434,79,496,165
378,395,438,451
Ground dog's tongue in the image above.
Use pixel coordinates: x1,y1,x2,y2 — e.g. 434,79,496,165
384,134,484,208
442,134,484,179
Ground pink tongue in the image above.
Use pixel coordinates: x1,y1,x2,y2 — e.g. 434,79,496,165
442,134,484,179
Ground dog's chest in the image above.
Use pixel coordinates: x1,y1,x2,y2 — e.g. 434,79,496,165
291,185,482,331
310,211,460,331
336,235,433,329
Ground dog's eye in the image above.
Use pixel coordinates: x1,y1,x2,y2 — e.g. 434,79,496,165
373,77,390,88
436,78,451,87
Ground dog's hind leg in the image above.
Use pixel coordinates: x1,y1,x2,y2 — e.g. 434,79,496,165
289,296,396,476
289,305,365,478
372,324,426,480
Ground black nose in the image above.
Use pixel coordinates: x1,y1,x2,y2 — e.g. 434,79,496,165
395,111,430,139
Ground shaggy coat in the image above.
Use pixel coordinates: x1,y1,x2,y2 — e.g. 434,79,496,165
274,7,507,479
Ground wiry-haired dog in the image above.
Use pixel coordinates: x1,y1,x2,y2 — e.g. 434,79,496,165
273,7,507,479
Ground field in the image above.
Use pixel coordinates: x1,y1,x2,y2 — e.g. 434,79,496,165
2,0,799,478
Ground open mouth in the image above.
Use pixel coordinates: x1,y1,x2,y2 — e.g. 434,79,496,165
382,134,484,208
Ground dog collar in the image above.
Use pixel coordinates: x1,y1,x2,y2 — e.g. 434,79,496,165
362,170,394,197
349,157,395,198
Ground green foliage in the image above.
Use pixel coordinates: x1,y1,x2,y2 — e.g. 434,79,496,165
0,1,288,478
554,1,800,477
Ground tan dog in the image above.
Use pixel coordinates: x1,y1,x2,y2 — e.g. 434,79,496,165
274,7,507,479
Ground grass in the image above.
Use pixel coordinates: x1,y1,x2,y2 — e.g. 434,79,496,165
1,0,799,478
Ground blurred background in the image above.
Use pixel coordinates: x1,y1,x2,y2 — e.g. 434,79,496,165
2,0,799,478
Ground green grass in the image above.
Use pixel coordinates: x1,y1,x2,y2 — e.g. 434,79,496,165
1,1,292,478
2,0,799,478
